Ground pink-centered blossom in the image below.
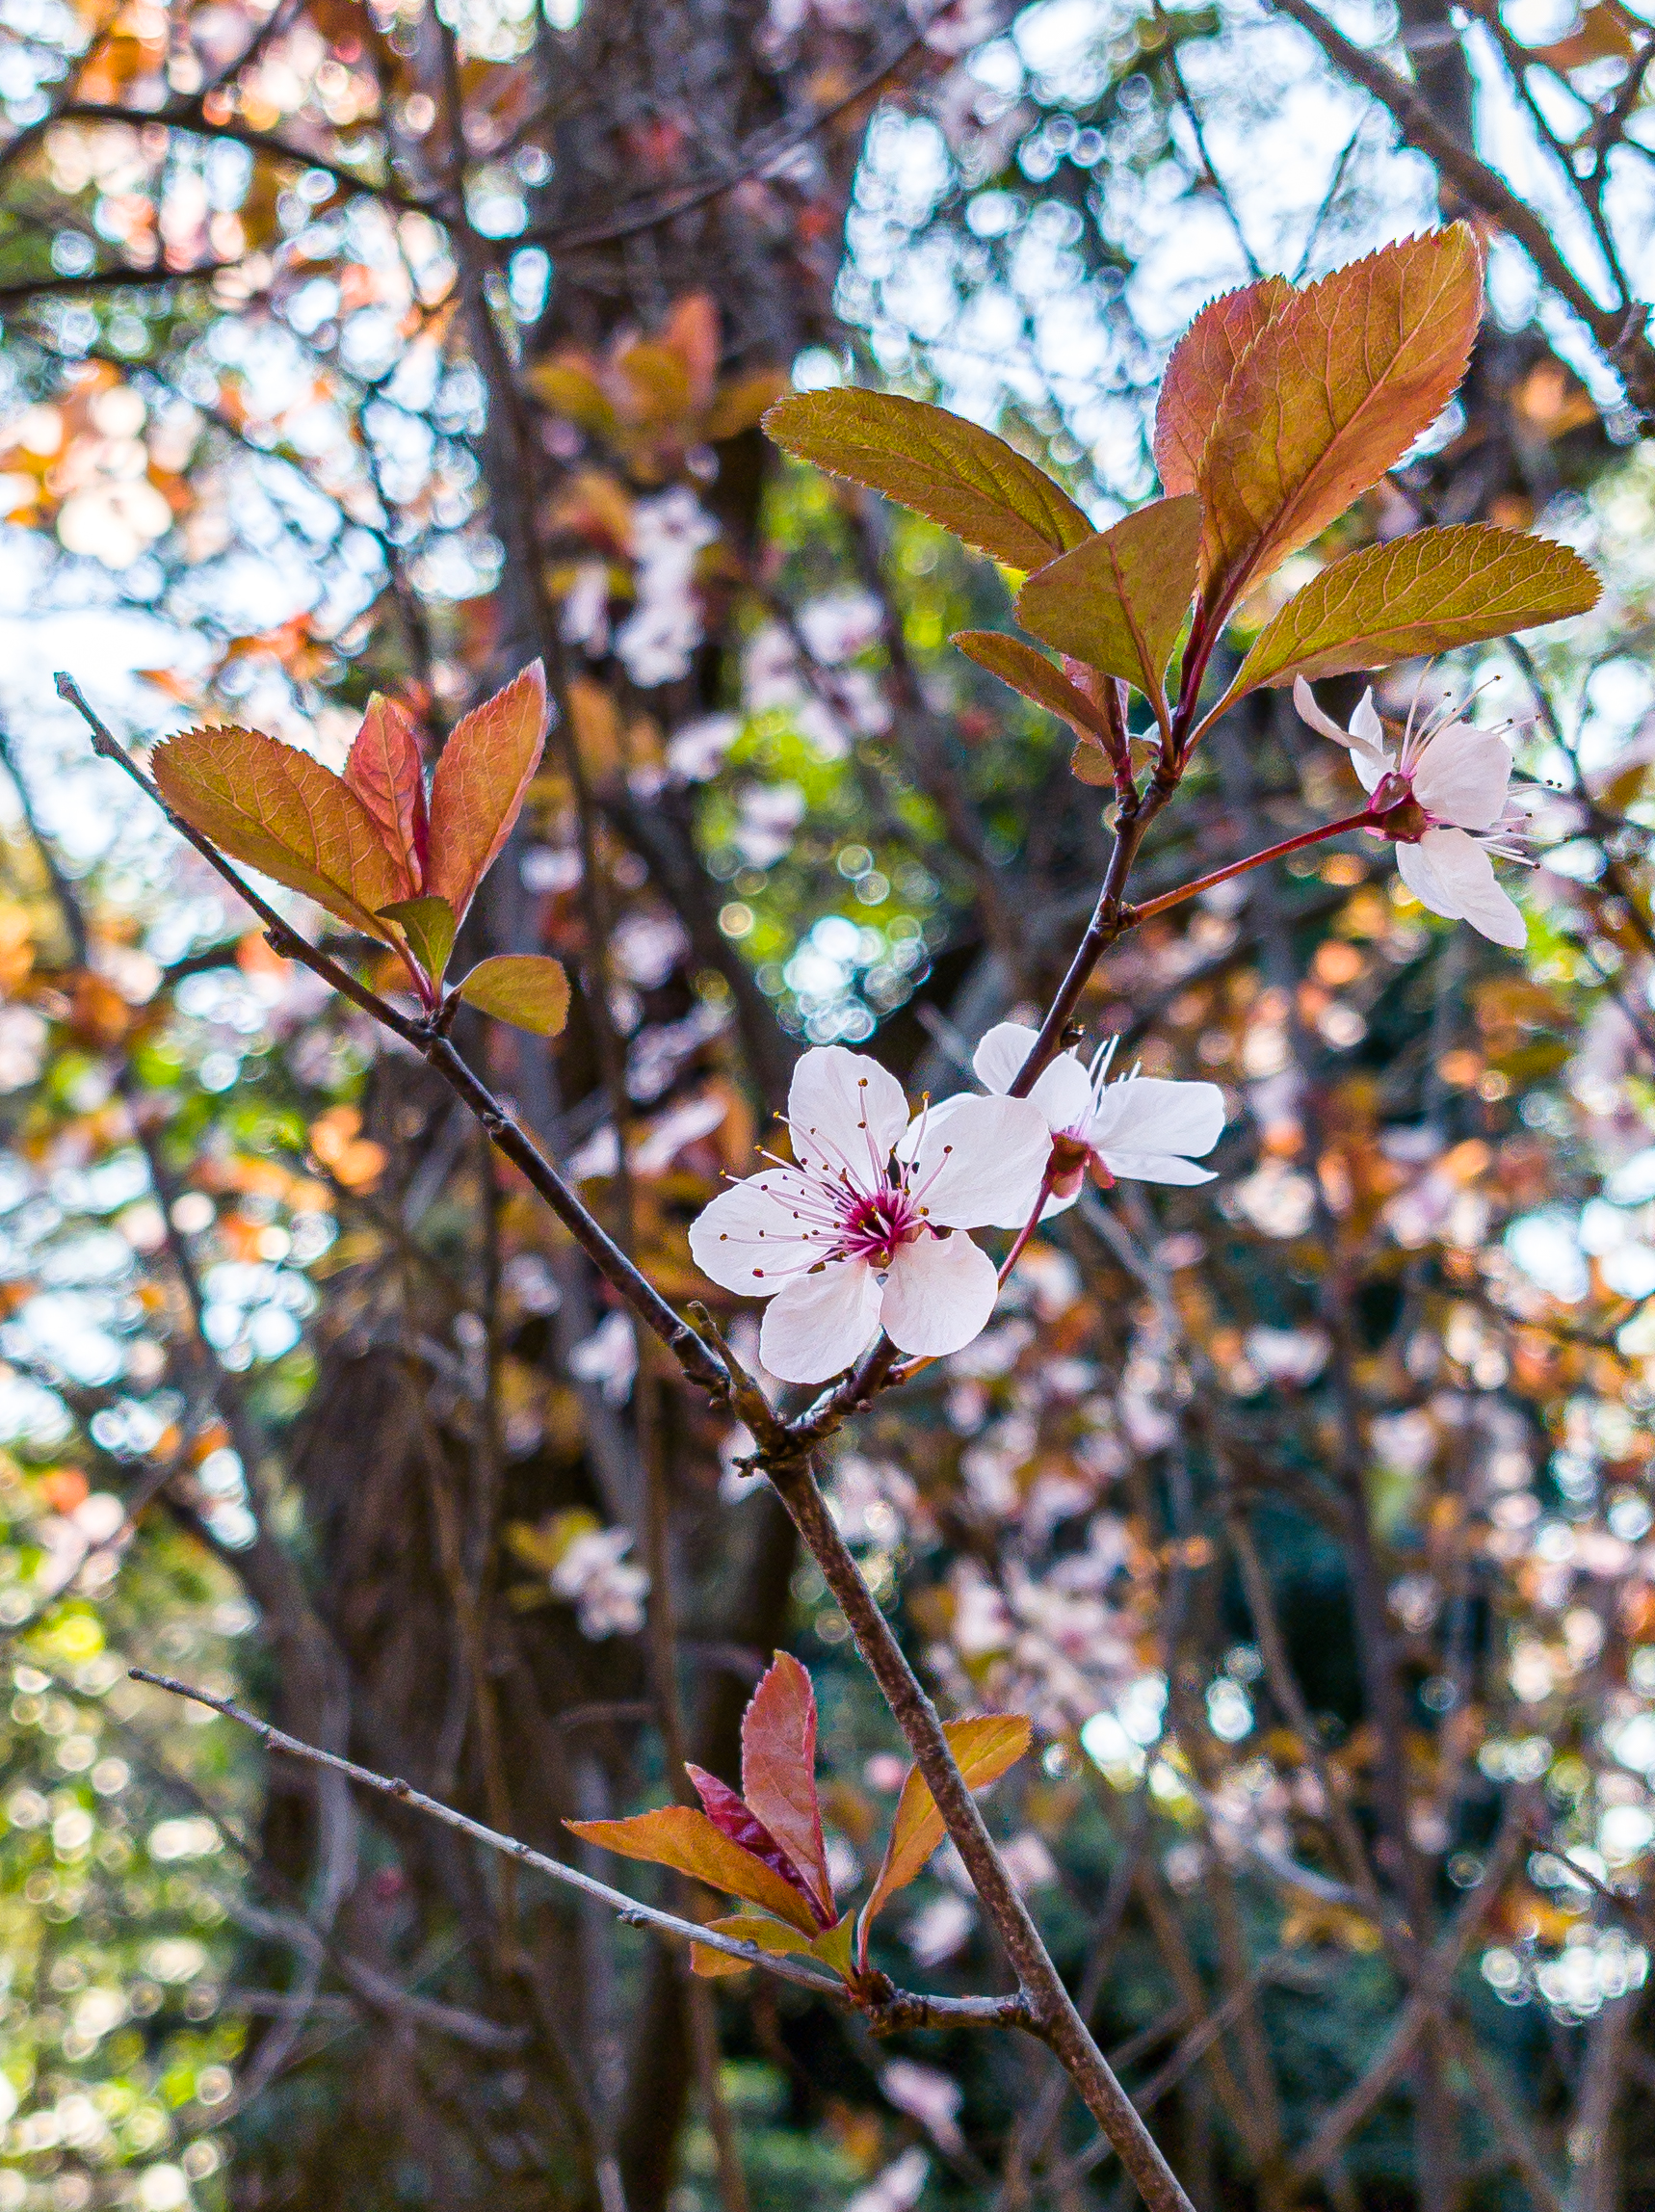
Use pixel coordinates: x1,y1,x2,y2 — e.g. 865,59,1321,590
1294,676,1531,948
688,1045,1051,1382
963,1023,1226,1210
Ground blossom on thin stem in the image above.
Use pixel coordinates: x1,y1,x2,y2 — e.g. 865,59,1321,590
962,1023,1226,1209
1294,675,1531,948
689,1046,1051,1382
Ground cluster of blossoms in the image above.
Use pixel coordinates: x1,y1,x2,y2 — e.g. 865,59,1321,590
1296,675,1532,948
690,1039,1225,1382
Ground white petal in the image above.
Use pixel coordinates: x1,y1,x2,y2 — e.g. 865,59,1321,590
688,1171,825,1294
908,1093,1054,1230
880,1232,999,1358
1417,828,1527,947
787,1046,907,1188
1085,1077,1225,1162
1410,724,1511,831
1293,675,1351,746
1459,876,1527,949
759,1261,883,1382
1351,690,1386,756
894,1090,969,1164
1029,1053,1092,1133
971,1022,1040,1093
1097,1149,1218,1185
1295,678,1390,783
1395,833,1466,920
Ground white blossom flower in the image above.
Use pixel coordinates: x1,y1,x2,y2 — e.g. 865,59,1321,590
550,1526,648,1639
964,1022,1225,1209
1294,675,1530,948
688,1045,1051,1382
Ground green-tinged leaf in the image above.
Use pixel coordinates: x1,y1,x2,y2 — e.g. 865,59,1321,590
379,895,456,988
151,725,404,941
565,1807,822,1935
809,1916,856,1980
344,693,428,900
857,1714,1032,1953
1226,525,1601,702
952,630,1113,742
1015,496,1202,703
428,662,548,924
690,1913,816,1979
455,955,570,1037
740,1653,834,1924
763,389,1092,571
1196,227,1481,612
1070,739,1115,788
1154,276,1293,496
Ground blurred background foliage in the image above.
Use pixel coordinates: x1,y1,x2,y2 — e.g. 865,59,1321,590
3,1,1655,2210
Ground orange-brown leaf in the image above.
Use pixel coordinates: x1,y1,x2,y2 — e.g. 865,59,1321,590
1225,523,1600,700
951,630,1113,742
764,389,1093,571
1015,495,1202,704
857,1714,1032,1947
1196,228,1481,613
151,725,404,941
455,954,570,1037
427,663,548,924
689,1911,817,1979
565,1806,823,1935
741,1653,833,1923
1154,276,1293,496
344,694,428,900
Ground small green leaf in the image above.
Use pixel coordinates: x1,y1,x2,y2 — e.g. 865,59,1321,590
1015,496,1202,706
379,895,456,988
808,1916,856,1981
763,389,1092,571
1224,523,1600,703
691,1913,815,1979
1070,739,1116,789
952,630,1113,742
455,955,571,1037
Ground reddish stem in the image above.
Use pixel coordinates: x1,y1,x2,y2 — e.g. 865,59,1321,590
999,1172,1057,1285
1129,805,1379,924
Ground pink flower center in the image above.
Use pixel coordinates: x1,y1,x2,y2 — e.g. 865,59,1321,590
835,1183,927,1267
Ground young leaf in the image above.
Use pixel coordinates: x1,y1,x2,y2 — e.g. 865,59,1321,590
151,726,405,941
763,389,1093,572
1070,739,1116,789
427,662,549,924
455,955,570,1037
1153,276,1293,496
1225,524,1600,701
1014,496,1202,704
378,895,456,988
951,631,1114,743
565,1806,823,1935
686,1762,826,1924
740,1653,834,1925
809,1916,855,1979
1195,228,1482,614
344,694,428,900
689,1912,816,1980
856,1714,1032,1952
